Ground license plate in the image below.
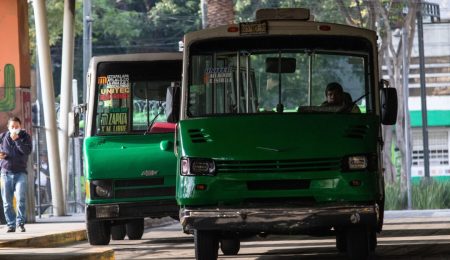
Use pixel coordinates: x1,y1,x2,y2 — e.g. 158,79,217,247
95,204,119,218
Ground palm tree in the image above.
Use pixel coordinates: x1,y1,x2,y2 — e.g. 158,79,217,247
205,0,234,28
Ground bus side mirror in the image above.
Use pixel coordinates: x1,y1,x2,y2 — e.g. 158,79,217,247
68,104,86,137
68,111,80,137
166,82,181,123
380,87,398,125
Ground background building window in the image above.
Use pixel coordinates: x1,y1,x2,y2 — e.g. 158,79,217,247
412,129,449,166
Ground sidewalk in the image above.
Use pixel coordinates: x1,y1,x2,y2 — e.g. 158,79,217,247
0,213,177,259
0,213,112,260
0,213,86,247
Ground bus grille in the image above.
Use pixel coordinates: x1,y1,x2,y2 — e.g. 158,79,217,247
113,178,174,199
115,178,164,187
215,158,341,173
115,187,175,199
247,179,310,190
188,129,212,143
344,125,369,139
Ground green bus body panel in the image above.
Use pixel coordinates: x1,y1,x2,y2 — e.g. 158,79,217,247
84,133,176,204
176,114,381,206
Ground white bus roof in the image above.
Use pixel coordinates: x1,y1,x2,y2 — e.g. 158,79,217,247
183,19,376,47
90,52,182,64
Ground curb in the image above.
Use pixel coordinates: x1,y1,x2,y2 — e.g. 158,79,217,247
0,229,115,260
0,247,115,260
0,229,87,248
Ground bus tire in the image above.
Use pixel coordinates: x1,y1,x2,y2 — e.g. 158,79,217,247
345,226,370,259
369,230,377,251
87,220,111,245
194,230,218,260
335,231,346,253
220,238,240,255
111,224,126,240
126,218,144,240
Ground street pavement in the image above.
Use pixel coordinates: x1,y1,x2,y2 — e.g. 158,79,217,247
0,210,449,259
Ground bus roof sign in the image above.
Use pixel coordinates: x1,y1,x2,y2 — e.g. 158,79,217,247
256,8,310,21
239,21,267,35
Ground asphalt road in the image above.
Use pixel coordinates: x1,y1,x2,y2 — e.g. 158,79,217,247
69,210,450,259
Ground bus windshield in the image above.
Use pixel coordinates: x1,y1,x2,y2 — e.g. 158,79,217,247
94,60,181,135
187,36,373,117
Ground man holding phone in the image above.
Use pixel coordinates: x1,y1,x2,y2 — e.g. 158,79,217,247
0,117,32,232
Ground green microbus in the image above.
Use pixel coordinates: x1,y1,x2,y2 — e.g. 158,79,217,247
175,8,397,259
83,53,182,245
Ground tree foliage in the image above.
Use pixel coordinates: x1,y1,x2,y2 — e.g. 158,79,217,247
28,0,84,61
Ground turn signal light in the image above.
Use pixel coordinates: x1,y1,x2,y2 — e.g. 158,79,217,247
350,180,362,187
195,184,207,191
319,25,331,31
228,25,239,32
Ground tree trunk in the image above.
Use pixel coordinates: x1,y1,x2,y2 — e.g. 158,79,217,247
205,0,235,28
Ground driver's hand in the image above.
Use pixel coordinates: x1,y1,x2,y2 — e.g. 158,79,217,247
10,132,19,141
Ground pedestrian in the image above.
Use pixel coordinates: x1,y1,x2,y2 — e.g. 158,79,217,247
0,117,32,232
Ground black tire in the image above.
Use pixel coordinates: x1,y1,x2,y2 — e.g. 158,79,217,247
86,220,111,245
335,231,346,253
378,198,385,232
111,224,126,240
369,230,377,251
220,238,240,255
126,218,144,240
345,226,370,260
194,230,219,260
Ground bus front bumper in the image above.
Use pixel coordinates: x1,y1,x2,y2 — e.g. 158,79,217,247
180,204,379,234
86,199,179,221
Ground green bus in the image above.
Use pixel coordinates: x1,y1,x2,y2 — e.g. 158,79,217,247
83,53,182,245
175,8,397,259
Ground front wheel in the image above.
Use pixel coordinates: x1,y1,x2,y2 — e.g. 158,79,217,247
86,220,111,245
111,224,126,240
335,231,346,253
194,230,219,260
126,218,144,240
369,230,377,251
345,226,370,259
220,238,240,255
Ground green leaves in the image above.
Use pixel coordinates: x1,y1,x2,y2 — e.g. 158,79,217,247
386,180,450,210
92,0,145,46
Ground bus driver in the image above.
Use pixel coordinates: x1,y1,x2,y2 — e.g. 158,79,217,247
322,82,360,113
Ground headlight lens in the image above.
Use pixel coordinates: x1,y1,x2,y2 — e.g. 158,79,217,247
348,155,368,170
95,186,111,197
91,180,113,198
180,158,216,176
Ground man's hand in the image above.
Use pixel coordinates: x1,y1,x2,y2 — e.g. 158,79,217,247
10,132,19,141
0,152,7,160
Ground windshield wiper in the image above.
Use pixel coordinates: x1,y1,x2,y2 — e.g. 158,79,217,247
144,107,163,135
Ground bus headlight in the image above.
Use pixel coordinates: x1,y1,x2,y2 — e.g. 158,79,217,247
348,155,368,170
181,158,216,176
91,180,113,198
